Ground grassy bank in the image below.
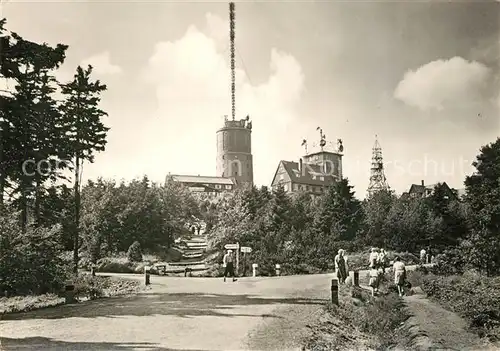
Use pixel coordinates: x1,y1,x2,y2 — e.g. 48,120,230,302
0,274,144,315
303,285,410,350
407,268,500,342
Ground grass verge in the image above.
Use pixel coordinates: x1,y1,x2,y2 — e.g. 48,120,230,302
407,268,500,342
302,285,410,350
1,274,144,315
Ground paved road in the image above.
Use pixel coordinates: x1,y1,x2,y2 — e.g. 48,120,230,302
0,274,333,351
0,265,427,351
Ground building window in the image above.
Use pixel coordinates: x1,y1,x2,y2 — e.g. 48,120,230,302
280,174,284,180
319,176,324,181
222,172,224,177
293,183,299,191
215,184,221,189
312,175,316,180
225,185,231,189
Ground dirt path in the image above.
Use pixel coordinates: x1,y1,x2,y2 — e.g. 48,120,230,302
402,295,497,351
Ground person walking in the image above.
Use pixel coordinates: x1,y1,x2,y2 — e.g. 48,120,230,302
420,248,426,265
369,248,379,269
393,256,406,297
223,249,237,282
335,249,348,284
427,246,433,264
378,249,387,273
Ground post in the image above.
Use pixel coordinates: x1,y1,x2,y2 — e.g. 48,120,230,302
243,251,247,277
90,264,96,277
236,242,240,276
353,270,359,287
252,263,258,277
331,279,339,305
144,266,150,285
64,282,76,304
275,264,281,276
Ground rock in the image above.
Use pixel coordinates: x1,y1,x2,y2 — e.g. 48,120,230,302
410,286,425,295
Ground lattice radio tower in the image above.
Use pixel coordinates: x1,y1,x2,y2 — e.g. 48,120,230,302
367,135,390,197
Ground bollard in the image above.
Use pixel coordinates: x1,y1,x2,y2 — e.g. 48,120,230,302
252,263,258,277
144,266,151,285
331,279,339,305
353,271,359,287
64,282,76,304
275,264,281,276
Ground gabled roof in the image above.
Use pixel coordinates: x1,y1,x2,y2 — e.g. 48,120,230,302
169,175,236,185
277,160,337,186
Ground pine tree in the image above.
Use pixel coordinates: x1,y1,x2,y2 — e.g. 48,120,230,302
59,65,109,273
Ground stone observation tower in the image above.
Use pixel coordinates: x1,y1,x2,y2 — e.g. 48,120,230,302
216,116,253,186
215,3,253,187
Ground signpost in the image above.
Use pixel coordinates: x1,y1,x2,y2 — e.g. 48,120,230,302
240,247,251,276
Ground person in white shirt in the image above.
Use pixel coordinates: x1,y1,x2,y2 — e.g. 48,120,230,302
393,256,406,297
222,249,236,282
378,249,387,273
369,248,379,269
420,248,426,265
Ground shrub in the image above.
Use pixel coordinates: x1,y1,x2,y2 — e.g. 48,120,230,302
96,258,136,273
413,270,500,341
0,212,70,295
127,241,143,262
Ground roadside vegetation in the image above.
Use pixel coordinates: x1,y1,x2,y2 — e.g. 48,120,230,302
303,284,409,350
1,16,500,346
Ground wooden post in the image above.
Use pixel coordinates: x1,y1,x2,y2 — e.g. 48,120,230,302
144,266,150,285
353,271,359,287
236,242,240,276
64,282,76,304
331,279,339,305
90,264,96,277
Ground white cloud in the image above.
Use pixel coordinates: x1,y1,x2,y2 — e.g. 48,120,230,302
136,15,305,186
394,57,491,111
81,51,122,75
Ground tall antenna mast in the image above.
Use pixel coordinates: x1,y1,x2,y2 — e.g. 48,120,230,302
367,135,390,197
229,2,236,121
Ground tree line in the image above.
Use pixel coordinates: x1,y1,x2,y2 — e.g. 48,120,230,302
0,18,499,296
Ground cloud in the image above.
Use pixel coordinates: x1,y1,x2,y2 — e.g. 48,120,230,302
138,15,305,185
81,51,122,75
394,57,492,111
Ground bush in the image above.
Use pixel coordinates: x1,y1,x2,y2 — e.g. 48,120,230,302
411,269,500,341
96,258,136,273
127,241,143,262
0,212,70,295
430,247,466,275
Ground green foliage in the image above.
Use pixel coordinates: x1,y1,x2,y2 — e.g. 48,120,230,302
127,241,143,262
416,270,500,341
0,211,70,295
463,138,500,276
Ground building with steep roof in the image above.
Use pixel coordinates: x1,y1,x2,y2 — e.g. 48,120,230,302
270,129,343,196
401,180,457,200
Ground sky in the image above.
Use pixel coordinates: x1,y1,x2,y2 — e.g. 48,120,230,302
2,0,499,199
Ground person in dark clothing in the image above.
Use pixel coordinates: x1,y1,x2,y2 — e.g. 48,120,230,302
223,249,237,282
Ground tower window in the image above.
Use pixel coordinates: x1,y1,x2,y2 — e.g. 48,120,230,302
222,155,225,160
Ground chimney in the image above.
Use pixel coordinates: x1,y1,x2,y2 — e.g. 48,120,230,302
299,158,303,174
421,180,424,186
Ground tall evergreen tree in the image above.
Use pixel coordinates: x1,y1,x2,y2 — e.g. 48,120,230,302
59,65,109,273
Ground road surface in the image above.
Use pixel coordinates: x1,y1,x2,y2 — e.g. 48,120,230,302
0,273,334,351
0,265,426,351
